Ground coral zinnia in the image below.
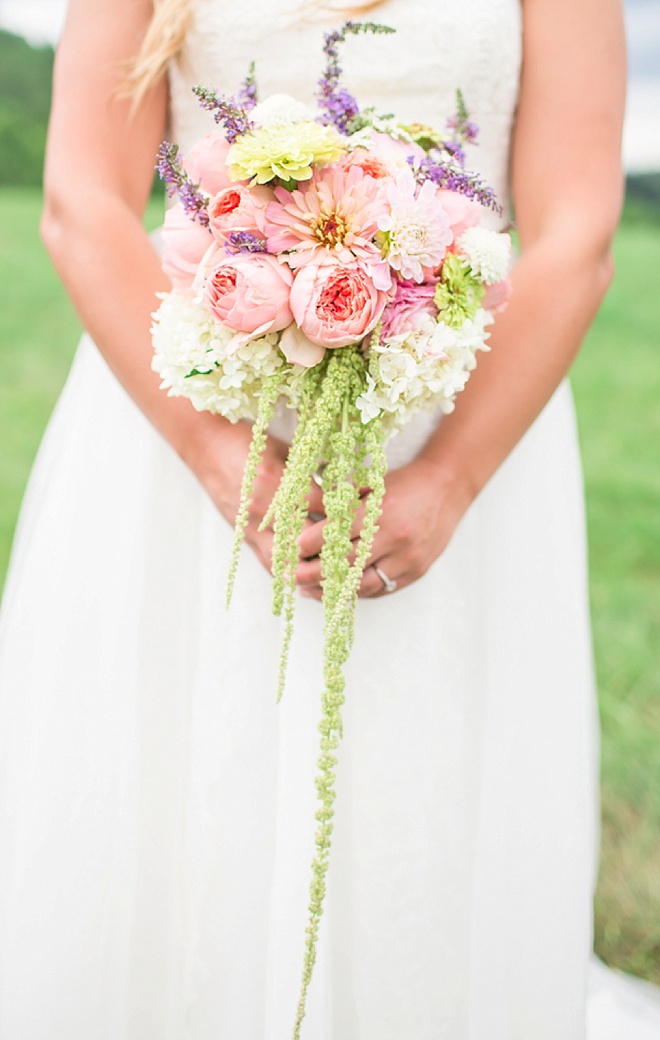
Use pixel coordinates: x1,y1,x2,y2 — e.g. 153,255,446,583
264,164,391,288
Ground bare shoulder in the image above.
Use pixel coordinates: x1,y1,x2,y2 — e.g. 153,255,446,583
46,0,167,213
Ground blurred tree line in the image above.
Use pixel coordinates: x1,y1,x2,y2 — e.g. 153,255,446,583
0,29,54,187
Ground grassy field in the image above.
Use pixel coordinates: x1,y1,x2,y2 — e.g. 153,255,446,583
570,212,660,979
1,187,659,981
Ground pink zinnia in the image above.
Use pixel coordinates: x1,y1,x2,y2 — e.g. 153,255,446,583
264,165,390,285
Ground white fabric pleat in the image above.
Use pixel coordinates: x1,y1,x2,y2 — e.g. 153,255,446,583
1,337,657,1039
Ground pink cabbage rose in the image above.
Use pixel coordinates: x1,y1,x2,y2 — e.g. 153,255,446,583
380,279,437,339
482,277,512,314
204,252,293,335
290,257,389,348
437,190,482,244
368,131,426,173
183,130,233,196
207,184,272,244
161,203,212,290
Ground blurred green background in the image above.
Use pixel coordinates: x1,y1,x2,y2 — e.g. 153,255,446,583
0,26,659,984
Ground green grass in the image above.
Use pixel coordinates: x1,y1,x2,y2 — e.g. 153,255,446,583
1,187,659,981
571,219,660,980
0,187,164,580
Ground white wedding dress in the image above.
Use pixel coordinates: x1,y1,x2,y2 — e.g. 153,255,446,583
1,1,659,1038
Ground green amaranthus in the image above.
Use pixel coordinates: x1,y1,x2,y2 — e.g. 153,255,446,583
226,346,386,1039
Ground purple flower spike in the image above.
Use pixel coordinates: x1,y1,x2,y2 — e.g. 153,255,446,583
224,231,268,255
446,89,479,153
192,85,254,143
411,155,502,215
238,61,259,111
317,20,395,134
155,142,210,226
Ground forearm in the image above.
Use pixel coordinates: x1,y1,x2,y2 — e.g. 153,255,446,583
416,231,615,508
41,189,232,477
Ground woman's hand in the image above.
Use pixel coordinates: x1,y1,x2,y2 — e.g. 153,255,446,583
295,458,471,600
195,419,325,575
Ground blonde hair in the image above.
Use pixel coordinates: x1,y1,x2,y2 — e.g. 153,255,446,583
125,0,193,106
126,0,387,101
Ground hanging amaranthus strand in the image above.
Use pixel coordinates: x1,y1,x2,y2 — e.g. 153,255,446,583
225,370,287,609
264,350,368,702
291,351,387,1040
223,347,386,1039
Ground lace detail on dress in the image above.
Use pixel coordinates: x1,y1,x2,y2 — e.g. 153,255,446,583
169,0,521,225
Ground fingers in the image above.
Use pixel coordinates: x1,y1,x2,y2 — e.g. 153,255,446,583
244,524,274,574
297,496,368,560
359,561,401,598
305,481,325,518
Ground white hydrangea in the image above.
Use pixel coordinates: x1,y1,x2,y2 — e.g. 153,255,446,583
151,291,291,424
152,291,493,440
250,93,312,128
457,227,511,285
357,309,493,437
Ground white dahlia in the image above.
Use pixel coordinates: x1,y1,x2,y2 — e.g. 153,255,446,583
457,227,511,284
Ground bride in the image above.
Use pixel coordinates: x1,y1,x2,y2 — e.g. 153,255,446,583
1,0,657,1037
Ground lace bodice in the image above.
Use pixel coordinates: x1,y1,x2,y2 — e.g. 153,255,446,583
168,0,522,463
170,0,521,219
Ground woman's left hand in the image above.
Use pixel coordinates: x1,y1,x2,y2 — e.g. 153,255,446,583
295,458,471,600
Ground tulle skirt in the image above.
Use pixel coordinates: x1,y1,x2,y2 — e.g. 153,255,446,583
0,335,657,1039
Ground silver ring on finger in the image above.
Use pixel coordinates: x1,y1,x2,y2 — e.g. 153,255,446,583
373,564,397,594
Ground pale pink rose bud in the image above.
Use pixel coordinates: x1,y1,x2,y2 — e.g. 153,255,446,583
161,203,212,290
482,277,512,314
204,253,293,335
290,258,389,348
207,185,272,245
183,130,233,196
437,190,482,243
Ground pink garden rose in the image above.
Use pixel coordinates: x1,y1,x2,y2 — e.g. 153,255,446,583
207,184,272,245
339,147,391,181
183,130,233,196
290,257,389,348
367,131,426,173
161,203,212,290
204,252,293,335
437,190,482,244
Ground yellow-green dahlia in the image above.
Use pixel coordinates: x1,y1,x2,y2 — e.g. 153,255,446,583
227,122,345,185
434,252,484,329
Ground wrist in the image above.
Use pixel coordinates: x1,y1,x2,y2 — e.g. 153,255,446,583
178,413,251,516
409,449,476,522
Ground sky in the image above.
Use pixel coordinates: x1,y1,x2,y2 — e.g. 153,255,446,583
0,0,658,171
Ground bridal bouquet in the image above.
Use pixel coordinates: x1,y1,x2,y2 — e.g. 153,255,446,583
152,21,510,1037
